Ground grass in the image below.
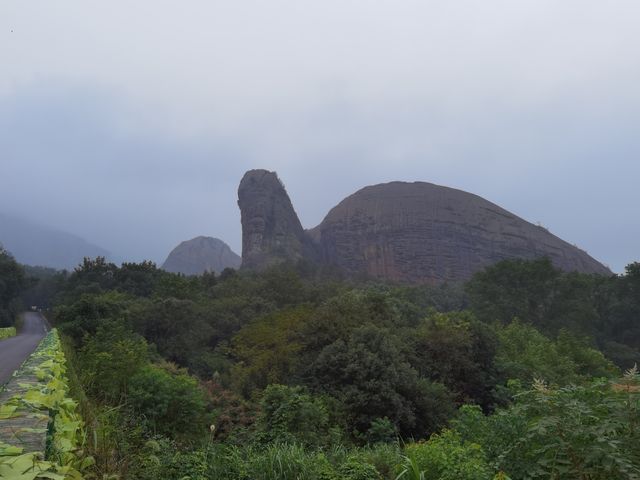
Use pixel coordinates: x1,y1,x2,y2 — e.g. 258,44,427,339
0,327,16,340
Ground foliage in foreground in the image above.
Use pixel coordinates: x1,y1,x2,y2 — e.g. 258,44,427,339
23,256,640,478
0,330,93,479
0,326,16,340
118,370,640,480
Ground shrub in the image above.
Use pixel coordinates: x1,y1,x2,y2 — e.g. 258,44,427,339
78,320,148,401
336,454,382,480
0,326,16,339
365,417,398,444
206,443,339,480
256,384,335,448
401,430,493,480
127,364,209,440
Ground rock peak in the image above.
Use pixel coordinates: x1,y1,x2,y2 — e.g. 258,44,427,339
237,170,611,282
238,170,308,270
162,236,240,275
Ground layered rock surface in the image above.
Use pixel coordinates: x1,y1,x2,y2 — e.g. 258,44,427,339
162,236,241,275
308,181,611,283
237,171,611,283
238,170,315,270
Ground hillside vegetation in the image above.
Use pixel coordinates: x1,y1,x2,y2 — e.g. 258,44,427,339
4,255,640,479
0,246,26,328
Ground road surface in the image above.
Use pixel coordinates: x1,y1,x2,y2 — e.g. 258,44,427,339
0,313,48,385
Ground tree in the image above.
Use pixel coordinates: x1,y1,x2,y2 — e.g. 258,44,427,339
466,257,560,329
114,260,163,297
495,320,617,387
308,324,453,438
128,364,209,440
604,263,640,352
230,307,310,396
301,290,399,354
129,297,215,371
53,290,132,346
411,311,499,409
67,256,118,293
0,246,26,326
78,320,149,401
256,384,333,447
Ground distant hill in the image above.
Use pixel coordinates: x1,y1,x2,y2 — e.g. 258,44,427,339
162,236,241,275
0,213,111,270
238,169,611,283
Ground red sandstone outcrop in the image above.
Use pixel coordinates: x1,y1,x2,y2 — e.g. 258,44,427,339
238,171,611,282
238,170,315,270
308,181,610,283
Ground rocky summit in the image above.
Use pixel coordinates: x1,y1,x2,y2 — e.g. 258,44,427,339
238,170,317,270
237,170,611,283
162,236,241,276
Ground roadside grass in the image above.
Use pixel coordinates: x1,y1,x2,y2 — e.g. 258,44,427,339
0,327,16,340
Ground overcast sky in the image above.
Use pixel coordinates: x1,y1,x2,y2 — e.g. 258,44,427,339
1,1,638,272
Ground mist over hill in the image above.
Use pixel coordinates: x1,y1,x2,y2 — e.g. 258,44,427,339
0,213,112,270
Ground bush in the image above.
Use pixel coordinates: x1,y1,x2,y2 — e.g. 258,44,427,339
309,325,454,438
359,443,401,480
256,384,335,448
365,417,397,444
78,320,149,401
0,326,16,339
127,364,209,440
401,430,493,480
128,438,209,480
496,320,617,387
206,443,339,480
498,375,640,479
337,454,382,480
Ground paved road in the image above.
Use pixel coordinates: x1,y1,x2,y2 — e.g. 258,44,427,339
0,313,48,385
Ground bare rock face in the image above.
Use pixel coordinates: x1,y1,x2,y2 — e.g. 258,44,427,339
238,170,312,270
309,181,611,283
238,171,611,283
162,236,241,276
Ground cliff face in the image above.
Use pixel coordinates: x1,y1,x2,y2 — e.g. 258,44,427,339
162,236,241,276
238,171,611,283
238,170,311,270
308,181,611,283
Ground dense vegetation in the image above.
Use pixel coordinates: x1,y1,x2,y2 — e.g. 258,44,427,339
0,246,26,327
3,254,640,479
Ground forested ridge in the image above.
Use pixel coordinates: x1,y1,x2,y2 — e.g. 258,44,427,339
2,247,640,479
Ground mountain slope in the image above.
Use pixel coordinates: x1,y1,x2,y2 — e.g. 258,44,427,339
308,181,611,283
0,213,111,270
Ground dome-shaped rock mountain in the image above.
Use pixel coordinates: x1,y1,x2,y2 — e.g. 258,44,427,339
162,236,241,276
238,170,611,283
308,181,611,283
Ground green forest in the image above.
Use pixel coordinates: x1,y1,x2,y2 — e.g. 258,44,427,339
2,246,640,479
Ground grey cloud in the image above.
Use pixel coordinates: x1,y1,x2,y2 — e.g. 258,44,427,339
0,1,638,272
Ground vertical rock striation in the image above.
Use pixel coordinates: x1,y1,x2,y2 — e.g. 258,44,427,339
237,171,611,283
308,181,611,283
238,169,312,270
